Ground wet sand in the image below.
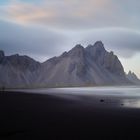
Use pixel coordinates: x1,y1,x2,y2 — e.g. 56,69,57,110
1,91,140,139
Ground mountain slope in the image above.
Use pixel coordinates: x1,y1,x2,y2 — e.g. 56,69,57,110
0,41,132,88
38,41,130,87
0,50,41,88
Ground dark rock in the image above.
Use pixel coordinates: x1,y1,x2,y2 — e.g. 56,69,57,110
100,99,105,102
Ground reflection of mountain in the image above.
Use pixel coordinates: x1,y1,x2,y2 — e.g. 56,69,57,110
0,41,132,88
126,71,140,85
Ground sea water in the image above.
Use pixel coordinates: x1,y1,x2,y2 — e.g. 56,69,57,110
13,86,140,108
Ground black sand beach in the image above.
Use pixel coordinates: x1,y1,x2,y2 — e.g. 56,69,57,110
1,91,140,139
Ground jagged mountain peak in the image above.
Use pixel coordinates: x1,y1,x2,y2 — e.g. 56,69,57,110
74,44,84,48
128,70,134,75
127,71,139,79
70,44,84,52
0,50,41,88
61,51,68,57
94,41,104,48
93,41,105,53
0,50,40,71
86,41,105,49
68,44,85,57
61,41,105,59
126,71,140,85
85,41,106,57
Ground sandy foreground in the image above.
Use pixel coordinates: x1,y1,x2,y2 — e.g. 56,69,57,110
1,90,140,139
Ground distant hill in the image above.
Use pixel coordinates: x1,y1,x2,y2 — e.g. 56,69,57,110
0,41,132,88
0,50,41,88
126,71,140,85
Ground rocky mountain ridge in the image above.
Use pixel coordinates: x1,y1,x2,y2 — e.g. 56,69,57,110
126,71,140,85
0,50,40,88
0,41,135,88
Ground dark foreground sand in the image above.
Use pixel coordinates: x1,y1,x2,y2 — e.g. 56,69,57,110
1,91,140,139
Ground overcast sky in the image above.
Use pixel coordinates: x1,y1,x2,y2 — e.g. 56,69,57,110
0,0,140,77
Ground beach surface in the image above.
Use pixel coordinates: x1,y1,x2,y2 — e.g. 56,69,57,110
1,86,140,139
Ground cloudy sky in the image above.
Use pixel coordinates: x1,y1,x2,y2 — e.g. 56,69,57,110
0,0,140,77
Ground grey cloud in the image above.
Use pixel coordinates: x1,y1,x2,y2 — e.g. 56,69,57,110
1,0,140,30
1,20,140,61
79,28,140,58
0,20,68,61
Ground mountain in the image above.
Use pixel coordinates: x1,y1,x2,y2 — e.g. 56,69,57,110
126,71,140,85
38,41,130,87
0,50,41,88
0,41,131,88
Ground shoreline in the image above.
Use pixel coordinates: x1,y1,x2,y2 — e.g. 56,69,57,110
1,83,138,91
1,91,140,139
